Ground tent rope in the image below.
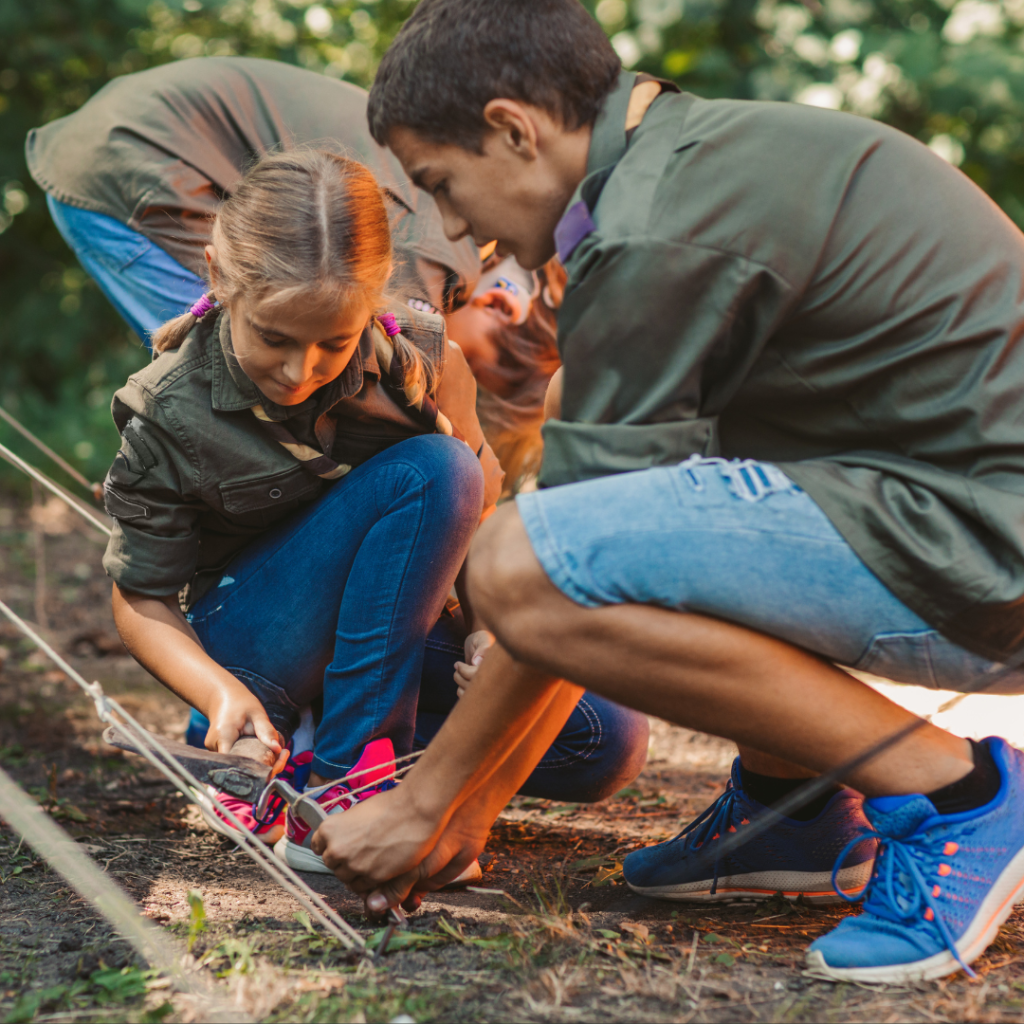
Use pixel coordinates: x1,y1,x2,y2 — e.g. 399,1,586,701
0,405,101,498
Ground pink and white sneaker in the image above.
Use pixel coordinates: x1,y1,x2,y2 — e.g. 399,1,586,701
203,751,314,845
275,739,399,873
274,739,484,886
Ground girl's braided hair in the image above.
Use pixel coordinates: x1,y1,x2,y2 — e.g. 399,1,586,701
151,149,435,398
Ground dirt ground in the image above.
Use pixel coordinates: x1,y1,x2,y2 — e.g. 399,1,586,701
2,485,1024,1024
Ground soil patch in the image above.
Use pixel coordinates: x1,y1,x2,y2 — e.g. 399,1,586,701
2,487,1023,1022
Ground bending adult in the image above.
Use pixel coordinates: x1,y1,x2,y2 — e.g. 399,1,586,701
315,0,1024,984
26,56,478,340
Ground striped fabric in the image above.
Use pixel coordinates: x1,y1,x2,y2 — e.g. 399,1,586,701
251,317,460,481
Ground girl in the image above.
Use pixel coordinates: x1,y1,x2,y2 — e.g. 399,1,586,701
102,150,648,873
449,256,565,494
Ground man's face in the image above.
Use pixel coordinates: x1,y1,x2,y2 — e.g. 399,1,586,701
389,124,575,272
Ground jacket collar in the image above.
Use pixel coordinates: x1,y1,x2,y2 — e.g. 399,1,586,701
554,71,637,264
586,70,638,177
555,71,684,263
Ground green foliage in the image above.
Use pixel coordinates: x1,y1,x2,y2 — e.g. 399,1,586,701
588,0,1024,218
88,965,149,1004
185,888,207,951
1,966,153,1023
2,0,1023,491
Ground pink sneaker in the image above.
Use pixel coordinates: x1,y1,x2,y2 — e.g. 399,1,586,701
275,739,398,873
203,751,313,845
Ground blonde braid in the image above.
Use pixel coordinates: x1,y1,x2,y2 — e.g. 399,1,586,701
151,292,218,354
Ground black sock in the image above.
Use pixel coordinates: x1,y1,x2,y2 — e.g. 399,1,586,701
926,739,1001,815
739,764,842,822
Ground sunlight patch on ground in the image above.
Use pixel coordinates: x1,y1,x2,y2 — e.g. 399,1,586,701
859,675,1024,747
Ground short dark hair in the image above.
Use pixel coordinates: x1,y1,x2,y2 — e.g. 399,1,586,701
367,0,621,150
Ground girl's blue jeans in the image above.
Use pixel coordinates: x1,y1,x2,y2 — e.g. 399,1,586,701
186,435,649,801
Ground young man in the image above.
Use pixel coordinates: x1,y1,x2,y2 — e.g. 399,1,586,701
312,0,1024,981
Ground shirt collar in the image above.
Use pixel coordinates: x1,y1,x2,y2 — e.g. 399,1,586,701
211,311,373,419
586,70,638,177
554,71,684,264
553,71,636,264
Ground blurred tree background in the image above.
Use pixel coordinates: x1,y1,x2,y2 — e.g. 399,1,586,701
2,0,1023,487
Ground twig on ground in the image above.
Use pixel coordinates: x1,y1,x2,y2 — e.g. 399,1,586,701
687,930,699,974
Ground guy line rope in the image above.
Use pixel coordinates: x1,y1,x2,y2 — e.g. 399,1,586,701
0,406,428,960
3,404,1022,956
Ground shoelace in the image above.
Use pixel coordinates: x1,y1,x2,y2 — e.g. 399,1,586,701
249,757,313,831
301,776,399,817
831,827,975,977
667,782,743,895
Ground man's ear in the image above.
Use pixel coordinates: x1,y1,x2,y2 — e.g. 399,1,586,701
482,99,541,160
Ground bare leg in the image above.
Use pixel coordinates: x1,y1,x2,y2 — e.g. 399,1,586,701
467,504,972,798
737,746,817,779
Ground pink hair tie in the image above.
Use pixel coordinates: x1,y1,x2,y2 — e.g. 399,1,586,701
378,312,401,337
189,295,215,318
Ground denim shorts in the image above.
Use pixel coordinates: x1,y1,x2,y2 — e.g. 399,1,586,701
517,456,1024,695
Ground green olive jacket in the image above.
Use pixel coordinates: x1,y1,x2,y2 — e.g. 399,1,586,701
102,307,503,607
543,72,1024,661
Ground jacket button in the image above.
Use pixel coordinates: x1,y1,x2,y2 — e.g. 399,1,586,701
269,487,283,499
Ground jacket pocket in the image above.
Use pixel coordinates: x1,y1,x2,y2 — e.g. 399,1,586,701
218,466,322,519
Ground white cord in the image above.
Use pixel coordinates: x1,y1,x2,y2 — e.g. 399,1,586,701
0,598,365,950
0,440,111,536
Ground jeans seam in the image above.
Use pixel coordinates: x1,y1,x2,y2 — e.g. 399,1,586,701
369,462,430,743
518,492,601,609
537,697,603,769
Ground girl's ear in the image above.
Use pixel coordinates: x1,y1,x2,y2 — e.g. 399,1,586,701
205,245,221,288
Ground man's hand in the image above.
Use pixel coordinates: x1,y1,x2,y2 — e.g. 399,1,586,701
454,629,494,697
311,783,491,914
311,786,447,897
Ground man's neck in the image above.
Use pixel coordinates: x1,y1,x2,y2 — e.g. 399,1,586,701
547,123,592,216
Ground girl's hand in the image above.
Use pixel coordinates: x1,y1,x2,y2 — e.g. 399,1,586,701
454,629,495,697
204,687,283,756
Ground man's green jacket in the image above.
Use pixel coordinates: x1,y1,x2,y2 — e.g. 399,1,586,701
544,72,1024,663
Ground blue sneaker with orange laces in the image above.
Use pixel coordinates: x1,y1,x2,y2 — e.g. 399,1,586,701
623,758,875,903
806,737,1024,982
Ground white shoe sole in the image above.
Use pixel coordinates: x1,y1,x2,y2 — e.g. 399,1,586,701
804,842,1024,982
275,836,334,874
441,860,484,889
273,838,484,889
626,861,873,905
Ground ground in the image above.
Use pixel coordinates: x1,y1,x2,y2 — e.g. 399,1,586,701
2,487,1024,1024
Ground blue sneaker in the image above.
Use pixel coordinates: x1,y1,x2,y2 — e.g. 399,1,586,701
623,758,875,904
806,737,1024,983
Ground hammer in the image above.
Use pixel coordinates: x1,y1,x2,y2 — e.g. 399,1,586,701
255,776,407,957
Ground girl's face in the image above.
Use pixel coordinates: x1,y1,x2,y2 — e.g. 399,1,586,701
227,291,371,407
445,288,518,396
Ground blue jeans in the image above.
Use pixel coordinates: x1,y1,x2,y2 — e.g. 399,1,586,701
46,196,206,346
187,435,649,799
517,455,1024,695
